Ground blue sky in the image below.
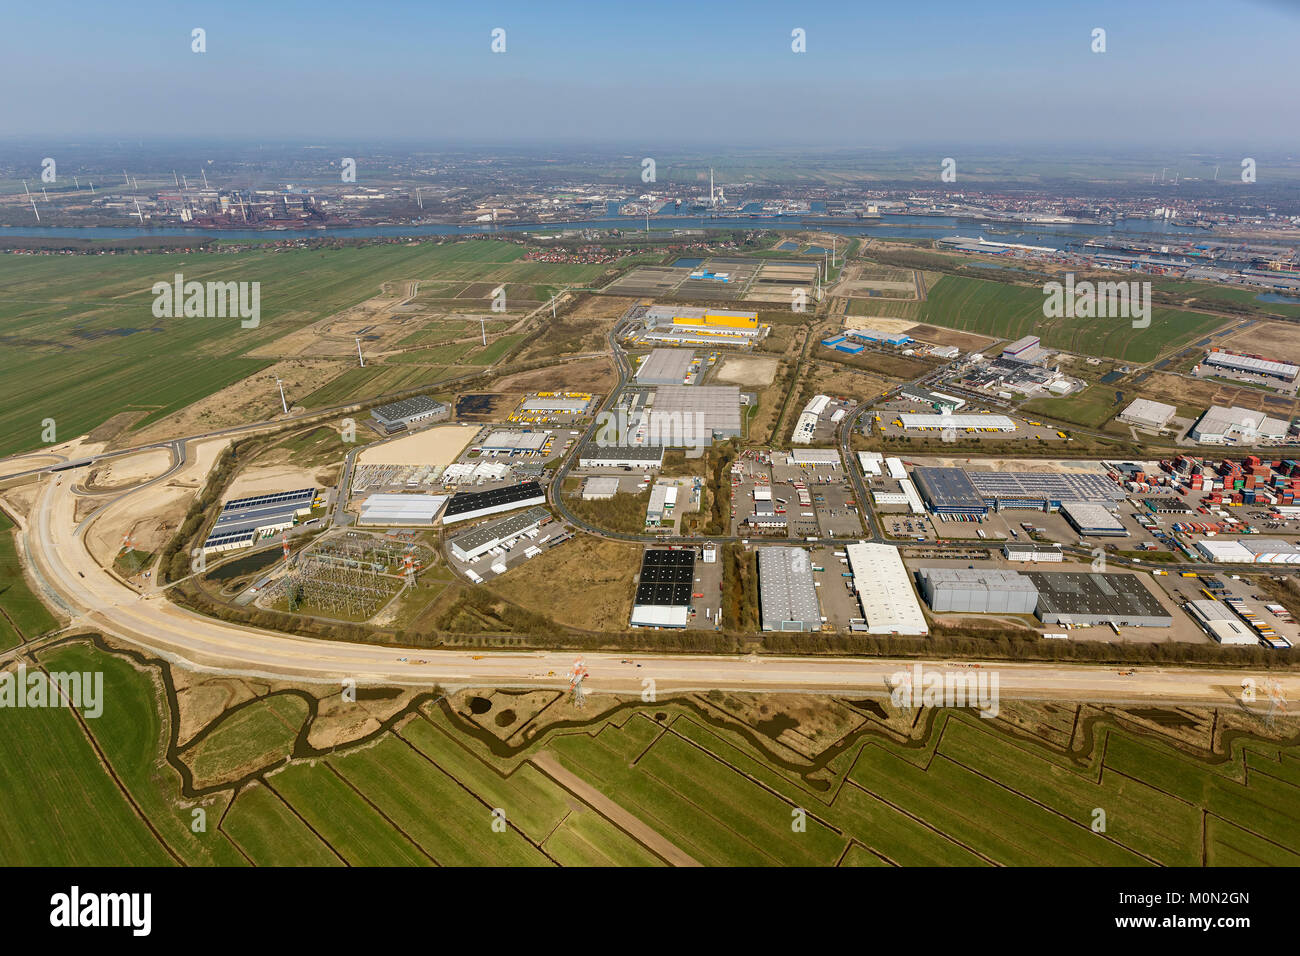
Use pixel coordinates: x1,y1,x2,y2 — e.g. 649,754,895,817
4,0,1298,147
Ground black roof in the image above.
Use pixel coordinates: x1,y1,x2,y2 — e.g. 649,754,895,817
443,481,544,518
634,549,695,607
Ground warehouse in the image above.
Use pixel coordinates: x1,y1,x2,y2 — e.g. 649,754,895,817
1204,349,1299,382
630,548,696,628
912,467,989,516
1059,501,1128,537
1118,398,1176,431
1187,599,1259,645
788,448,841,468
1003,542,1064,563
1026,572,1172,627
448,506,552,562
1195,539,1255,563
845,328,912,347
358,493,449,526
575,443,665,470
792,394,831,444
645,306,761,338
900,413,1016,432
203,488,315,553
757,547,823,631
965,471,1124,511
645,482,678,526
845,543,930,635
648,385,742,444
581,476,621,500
899,385,965,412
441,481,547,526
370,395,449,433
1002,335,1048,365
636,349,697,386
1239,538,1300,564
480,430,549,455
857,451,883,476
916,568,1039,614
1144,496,1194,516
518,395,592,416
1190,406,1290,444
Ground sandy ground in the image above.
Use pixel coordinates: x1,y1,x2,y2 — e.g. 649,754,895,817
357,423,481,467
715,356,780,387
903,323,997,351
225,463,323,500
493,355,616,396
918,456,1111,474
85,448,172,490
122,359,344,449
84,437,230,569
838,315,918,333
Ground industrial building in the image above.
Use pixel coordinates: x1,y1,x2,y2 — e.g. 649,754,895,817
899,413,1016,432
792,394,831,444
645,306,761,338
965,471,1124,511
916,568,1039,615
757,547,823,631
788,448,841,468
1197,538,1300,564
203,488,316,553
1025,572,1172,627
645,482,678,526
357,493,448,526
857,451,884,476
636,349,697,386
1003,542,1064,563
648,385,742,444
630,548,696,628
899,385,965,412
581,476,621,500
1204,349,1299,382
480,430,549,455
1190,406,1289,444
1195,539,1255,563
1187,600,1260,645
370,395,449,433
1001,335,1049,366
912,467,989,516
575,443,665,470
517,395,592,417
1118,398,1177,431
441,481,547,526
448,506,552,562
844,327,912,347
844,543,929,635
1058,501,1128,537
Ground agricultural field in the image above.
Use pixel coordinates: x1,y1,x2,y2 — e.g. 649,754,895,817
0,509,59,647
3,636,1297,866
0,240,636,459
912,274,1226,363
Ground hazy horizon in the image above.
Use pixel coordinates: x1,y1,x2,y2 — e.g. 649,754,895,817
5,0,1298,147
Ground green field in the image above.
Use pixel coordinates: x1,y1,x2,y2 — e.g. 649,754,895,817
0,240,625,458
0,510,59,646
907,274,1226,363
6,638,1297,866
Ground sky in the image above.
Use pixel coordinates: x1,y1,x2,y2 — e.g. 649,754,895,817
4,0,1299,148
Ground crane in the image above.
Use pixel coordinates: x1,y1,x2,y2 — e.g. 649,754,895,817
567,657,589,708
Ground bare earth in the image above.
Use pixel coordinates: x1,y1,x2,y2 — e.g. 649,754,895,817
357,424,481,467
715,356,780,387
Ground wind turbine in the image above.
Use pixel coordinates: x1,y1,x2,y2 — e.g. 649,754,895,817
276,378,289,414
30,199,39,222
355,337,365,367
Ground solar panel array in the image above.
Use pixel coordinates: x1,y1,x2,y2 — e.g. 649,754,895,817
443,481,545,518
634,549,695,607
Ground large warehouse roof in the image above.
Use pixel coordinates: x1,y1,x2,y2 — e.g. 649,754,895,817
1118,398,1176,429
757,547,822,631
1059,501,1127,535
372,395,445,426
966,470,1124,506
912,467,988,514
649,385,742,443
358,493,448,525
1026,572,1171,626
1205,350,1299,380
900,414,1016,431
481,429,548,452
845,543,929,635
631,549,695,628
442,481,546,525
448,506,551,561
636,349,696,385
209,487,315,539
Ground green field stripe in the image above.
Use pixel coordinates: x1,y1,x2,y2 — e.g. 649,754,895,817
1243,747,1300,788
1206,814,1300,866
38,641,248,865
397,715,571,843
635,733,846,865
838,842,896,867
851,742,1150,865
330,737,552,866
182,693,309,789
939,717,1200,865
0,687,174,865
834,782,989,866
1204,771,1300,849
221,783,345,866
266,761,432,866
0,510,59,638
542,809,667,867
